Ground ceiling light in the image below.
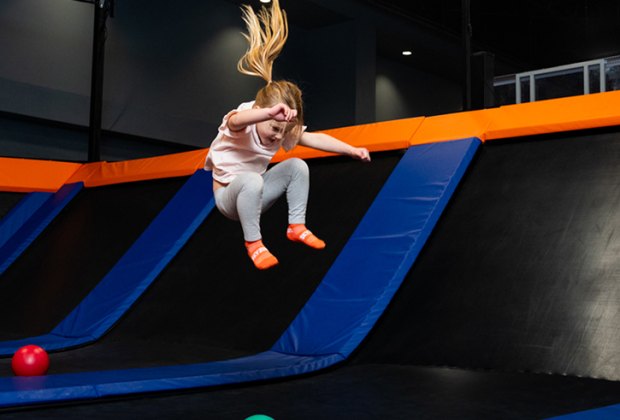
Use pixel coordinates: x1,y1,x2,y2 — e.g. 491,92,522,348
260,0,271,3
402,50,412,56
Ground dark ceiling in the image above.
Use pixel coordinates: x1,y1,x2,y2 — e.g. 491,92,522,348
367,0,620,72
231,0,620,78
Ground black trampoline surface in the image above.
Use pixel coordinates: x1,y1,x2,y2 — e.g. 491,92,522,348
0,177,187,341
2,129,620,419
0,192,25,220
0,152,402,373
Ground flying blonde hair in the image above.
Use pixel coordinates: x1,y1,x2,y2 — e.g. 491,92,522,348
237,0,288,83
237,0,304,150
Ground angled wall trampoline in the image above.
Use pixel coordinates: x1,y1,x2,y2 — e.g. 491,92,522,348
0,92,620,419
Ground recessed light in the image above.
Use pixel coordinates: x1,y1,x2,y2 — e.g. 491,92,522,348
402,50,413,56
260,0,271,3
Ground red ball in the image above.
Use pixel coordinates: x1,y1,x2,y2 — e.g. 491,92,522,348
11,345,50,376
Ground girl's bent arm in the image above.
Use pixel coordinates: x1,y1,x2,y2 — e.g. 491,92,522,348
228,104,297,132
299,132,371,161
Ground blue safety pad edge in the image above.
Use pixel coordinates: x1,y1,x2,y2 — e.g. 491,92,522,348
0,192,52,248
273,138,480,357
547,404,620,419
0,183,82,276
0,170,215,356
0,351,344,407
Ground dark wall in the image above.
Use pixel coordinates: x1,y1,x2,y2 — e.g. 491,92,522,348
287,21,358,130
0,1,92,125
0,113,187,162
0,0,462,161
376,57,462,122
0,0,257,148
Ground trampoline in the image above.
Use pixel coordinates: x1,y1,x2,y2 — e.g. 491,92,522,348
0,92,620,419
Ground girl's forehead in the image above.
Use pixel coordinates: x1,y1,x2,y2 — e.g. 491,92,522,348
271,120,295,130
264,119,297,133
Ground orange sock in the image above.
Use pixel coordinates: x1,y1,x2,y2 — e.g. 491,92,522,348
287,224,325,249
245,240,278,270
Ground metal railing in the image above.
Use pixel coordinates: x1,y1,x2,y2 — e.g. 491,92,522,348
494,55,620,105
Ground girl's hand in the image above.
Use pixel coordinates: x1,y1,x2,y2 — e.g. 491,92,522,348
351,147,371,162
268,103,297,122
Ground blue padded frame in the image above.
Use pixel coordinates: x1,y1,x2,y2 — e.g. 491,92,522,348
0,170,215,355
0,139,480,407
0,183,83,276
274,138,479,357
547,404,620,419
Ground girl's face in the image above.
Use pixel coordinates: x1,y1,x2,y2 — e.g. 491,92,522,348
256,119,288,145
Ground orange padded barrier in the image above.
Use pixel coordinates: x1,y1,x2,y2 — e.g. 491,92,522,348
485,90,620,140
71,117,425,188
3,91,620,192
66,149,209,187
0,158,81,192
273,117,424,162
410,108,500,145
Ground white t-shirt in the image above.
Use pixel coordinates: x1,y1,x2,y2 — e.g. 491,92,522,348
204,101,303,184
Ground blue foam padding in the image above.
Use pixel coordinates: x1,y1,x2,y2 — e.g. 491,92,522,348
546,404,620,419
0,183,82,276
0,170,215,355
0,351,344,407
0,192,52,248
0,140,479,407
274,138,480,356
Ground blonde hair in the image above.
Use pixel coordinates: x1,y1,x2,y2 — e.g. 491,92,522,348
238,0,304,150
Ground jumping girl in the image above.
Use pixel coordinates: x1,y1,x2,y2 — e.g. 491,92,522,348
204,0,370,270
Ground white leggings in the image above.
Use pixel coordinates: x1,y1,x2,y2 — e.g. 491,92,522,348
213,158,309,242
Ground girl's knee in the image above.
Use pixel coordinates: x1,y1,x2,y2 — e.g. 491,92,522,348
286,157,309,176
238,172,264,191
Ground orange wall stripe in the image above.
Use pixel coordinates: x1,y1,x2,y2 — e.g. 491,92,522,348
4,91,620,192
273,117,423,162
65,162,101,186
410,108,501,145
0,158,81,192
71,115,420,187
67,149,209,187
485,90,620,140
